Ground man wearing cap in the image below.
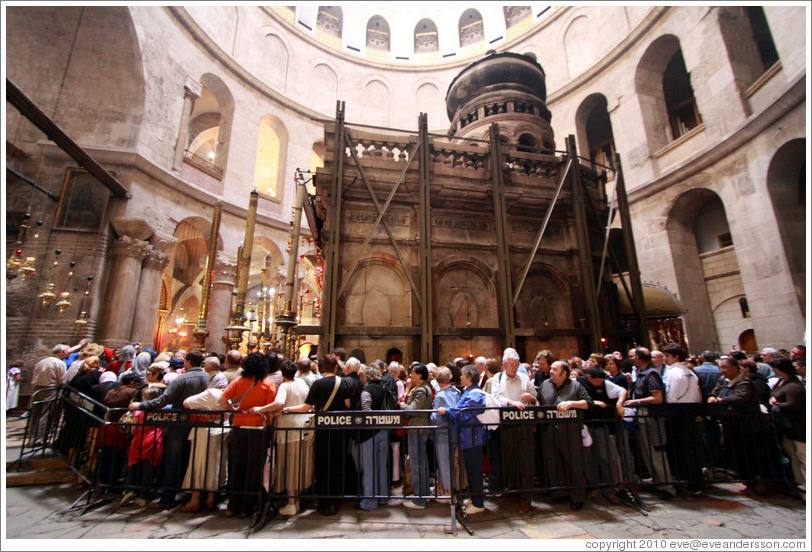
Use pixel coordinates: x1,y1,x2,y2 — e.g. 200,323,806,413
163,357,184,385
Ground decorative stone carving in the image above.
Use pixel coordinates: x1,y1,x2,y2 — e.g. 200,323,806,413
143,251,171,271
184,77,202,99
213,258,238,285
111,218,155,241
110,235,152,260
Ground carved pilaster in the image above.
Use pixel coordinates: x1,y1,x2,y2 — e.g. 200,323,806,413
205,256,239,354
97,236,152,347
129,250,172,347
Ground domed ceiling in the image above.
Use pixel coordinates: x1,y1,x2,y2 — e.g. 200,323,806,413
270,4,555,66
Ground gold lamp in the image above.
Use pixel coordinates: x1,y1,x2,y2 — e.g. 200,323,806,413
55,291,72,313
19,257,37,280
38,283,56,307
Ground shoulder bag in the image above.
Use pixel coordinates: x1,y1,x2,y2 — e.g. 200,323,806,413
302,376,341,439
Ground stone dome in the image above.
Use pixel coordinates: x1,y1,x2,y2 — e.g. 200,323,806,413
445,51,549,122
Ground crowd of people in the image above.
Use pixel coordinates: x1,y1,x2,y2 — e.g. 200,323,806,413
17,339,806,519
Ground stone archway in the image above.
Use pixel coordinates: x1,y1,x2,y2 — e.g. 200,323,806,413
766,138,806,314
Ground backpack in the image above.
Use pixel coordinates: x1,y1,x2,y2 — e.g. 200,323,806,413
380,373,399,411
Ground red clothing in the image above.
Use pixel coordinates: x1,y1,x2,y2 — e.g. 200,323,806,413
105,360,131,376
127,411,164,467
222,376,277,427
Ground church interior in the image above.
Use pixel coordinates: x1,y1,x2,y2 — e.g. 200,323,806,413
4,4,808,401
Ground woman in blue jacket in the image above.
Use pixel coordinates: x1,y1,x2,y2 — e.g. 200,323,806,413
436,364,490,514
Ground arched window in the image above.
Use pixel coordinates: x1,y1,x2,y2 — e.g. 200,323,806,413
414,18,438,53
366,15,390,51
694,195,732,253
717,6,781,98
663,49,702,140
635,36,702,152
459,9,484,47
183,74,234,183
739,297,751,318
316,6,342,39
503,6,531,29
575,94,616,174
516,133,538,153
252,115,288,198
187,87,221,167
746,7,779,71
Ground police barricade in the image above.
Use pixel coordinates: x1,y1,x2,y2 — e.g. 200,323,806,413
453,405,637,522
629,403,792,497
263,409,460,534
18,394,798,535
19,385,69,458
13,386,113,514
105,407,261,520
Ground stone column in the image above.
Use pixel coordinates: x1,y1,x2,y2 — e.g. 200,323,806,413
129,250,171,349
97,235,152,348
204,256,238,354
172,78,202,171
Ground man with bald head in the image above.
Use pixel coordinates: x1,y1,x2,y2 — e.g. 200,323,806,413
222,349,243,385
295,356,319,387
491,347,538,513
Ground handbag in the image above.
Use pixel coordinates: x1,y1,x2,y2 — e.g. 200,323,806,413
302,376,341,440
118,410,138,433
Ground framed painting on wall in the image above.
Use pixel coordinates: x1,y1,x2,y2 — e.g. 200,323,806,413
53,167,110,231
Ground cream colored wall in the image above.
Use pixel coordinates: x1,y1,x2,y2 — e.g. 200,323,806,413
6,5,807,358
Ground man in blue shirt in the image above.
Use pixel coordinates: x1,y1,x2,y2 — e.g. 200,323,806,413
694,350,722,401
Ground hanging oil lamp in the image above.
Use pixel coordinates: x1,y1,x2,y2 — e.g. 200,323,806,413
56,292,72,313
19,257,38,280
39,283,56,307
6,249,23,279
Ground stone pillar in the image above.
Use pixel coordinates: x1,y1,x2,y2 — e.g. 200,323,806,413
204,256,238,354
97,235,152,348
129,250,171,349
173,78,202,171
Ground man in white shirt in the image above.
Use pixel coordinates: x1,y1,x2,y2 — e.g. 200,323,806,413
491,347,537,514
30,343,73,441
663,348,701,404
221,350,243,385
205,355,227,389
662,343,704,495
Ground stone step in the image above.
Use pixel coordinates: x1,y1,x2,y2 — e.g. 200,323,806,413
6,456,75,487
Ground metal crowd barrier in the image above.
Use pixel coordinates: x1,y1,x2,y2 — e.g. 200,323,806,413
15,389,800,536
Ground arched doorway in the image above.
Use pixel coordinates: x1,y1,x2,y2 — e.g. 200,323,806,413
738,329,758,352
